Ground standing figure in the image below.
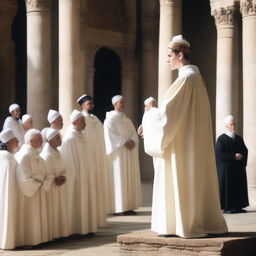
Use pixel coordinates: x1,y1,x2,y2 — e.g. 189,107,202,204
104,95,142,215
142,35,227,238
22,114,33,132
216,115,249,213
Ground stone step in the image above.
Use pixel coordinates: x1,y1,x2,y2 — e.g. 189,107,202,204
118,230,256,256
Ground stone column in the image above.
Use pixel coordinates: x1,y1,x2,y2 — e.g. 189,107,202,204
26,0,52,129
211,4,239,137
158,0,181,104
0,1,17,126
59,0,83,132
240,0,256,205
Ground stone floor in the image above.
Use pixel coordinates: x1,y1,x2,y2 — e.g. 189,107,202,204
1,183,256,256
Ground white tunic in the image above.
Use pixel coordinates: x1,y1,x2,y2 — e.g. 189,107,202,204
104,111,142,213
142,65,228,238
0,151,17,249
15,144,53,246
61,127,97,235
41,143,69,239
3,117,25,147
82,111,110,226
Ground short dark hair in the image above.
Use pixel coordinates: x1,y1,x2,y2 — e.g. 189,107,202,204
171,48,190,61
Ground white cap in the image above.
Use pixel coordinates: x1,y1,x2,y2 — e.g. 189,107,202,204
0,129,15,143
9,103,20,114
46,128,59,141
144,97,156,106
225,114,235,125
112,95,123,105
170,35,190,48
24,129,41,145
47,109,61,124
22,114,32,124
70,109,83,123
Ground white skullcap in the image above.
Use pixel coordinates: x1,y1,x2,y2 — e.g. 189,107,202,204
0,129,15,143
22,114,32,124
46,128,59,141
225,115,235,125
24,129,41,145
170,35,190,48
112,95,123,105
47,109,61,123
144,97,156,106
70,109,83,123
9,103,20,113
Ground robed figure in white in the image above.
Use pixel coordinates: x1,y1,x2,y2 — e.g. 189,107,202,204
15,129,53,246
41,129,69,239
142,35,227,238
104,96,142,214
61,110,97,235
0,129,19,249
77,94,111,225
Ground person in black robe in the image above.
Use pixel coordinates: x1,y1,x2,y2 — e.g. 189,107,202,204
216,115,249,213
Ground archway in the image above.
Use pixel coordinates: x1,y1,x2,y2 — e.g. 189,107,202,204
93,47,122,122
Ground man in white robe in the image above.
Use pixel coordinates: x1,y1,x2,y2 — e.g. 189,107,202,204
104,95,142,215
142,35,228,238
15,129,53,246
61,110,97,235
3,104,25,147
77,94,110,226
41,128,69,239
0,129,19,249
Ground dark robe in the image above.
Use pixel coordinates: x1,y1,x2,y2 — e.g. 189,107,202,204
215,133,249,210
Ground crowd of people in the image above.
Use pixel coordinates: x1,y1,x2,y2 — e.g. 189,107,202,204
0,94,142,249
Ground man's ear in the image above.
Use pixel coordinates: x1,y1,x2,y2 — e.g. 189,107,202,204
178,52,184,60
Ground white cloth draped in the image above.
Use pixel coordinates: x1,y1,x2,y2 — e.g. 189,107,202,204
142,65,228,238
104,111,142,213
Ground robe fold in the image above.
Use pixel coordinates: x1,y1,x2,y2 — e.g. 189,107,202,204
61,127,97,235
216,134,249,210
104,111,142,213
0,151,18,249
142,65,228,238
82,111,110,226
41,143,70,239
15,144,52,246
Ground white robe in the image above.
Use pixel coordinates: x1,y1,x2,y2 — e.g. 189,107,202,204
0,151,18,249
61,127,97,235
3,117,25,147
41,143,69,239
104,111,142,213
15,144,53,246
82,111,110,226
142,65,228,238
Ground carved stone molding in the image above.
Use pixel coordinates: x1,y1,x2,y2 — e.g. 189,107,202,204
212,6,238,26
240,0,256,17
159,0,179,6
25,0,51,13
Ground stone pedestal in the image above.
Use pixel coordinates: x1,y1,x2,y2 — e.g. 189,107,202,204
26,0,52,129
118,230,256,256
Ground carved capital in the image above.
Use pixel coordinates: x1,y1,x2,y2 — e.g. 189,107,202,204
159,0,178,6
212,6,238,26
240,0,256,17
25,0,51,13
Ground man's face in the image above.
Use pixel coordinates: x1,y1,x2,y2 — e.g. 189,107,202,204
82,100,94,113
49,134,62,149
23,118,33,131
12,108,21,119
6,137,19,153
74,116,86,131
167,49,182,71
52,116,63,130
30,134,43,149
226,121,236,133
115,99,125,112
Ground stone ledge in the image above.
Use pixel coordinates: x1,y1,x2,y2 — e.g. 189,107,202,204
117,230,256,255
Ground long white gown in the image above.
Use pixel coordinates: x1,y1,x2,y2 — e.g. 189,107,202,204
104,111,142,213
61,127,97,235
15,144,53,246
142,65,228,238
0,151,18,249
82,111,110,226
41,143,70,239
